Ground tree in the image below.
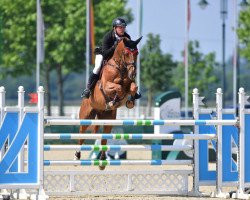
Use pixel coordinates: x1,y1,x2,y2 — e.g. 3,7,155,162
0,0,133,115
238,7,250,61
0,0,36,78
0,15,3,66
171,40,219,105
140,33,177,115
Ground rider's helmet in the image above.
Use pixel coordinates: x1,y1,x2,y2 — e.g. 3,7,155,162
112,18,127,28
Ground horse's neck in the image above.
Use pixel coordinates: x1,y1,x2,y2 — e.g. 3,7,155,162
111,51,122,65
101,45,124,76
111,43,124,63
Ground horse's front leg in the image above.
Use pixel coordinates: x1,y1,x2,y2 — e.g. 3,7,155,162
76,99,97,160
130,82,138,97
104,81,122,97
126,82,138,109
98,110,116,170
104,81,122,109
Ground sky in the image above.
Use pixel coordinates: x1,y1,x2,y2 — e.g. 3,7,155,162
126,0,241,62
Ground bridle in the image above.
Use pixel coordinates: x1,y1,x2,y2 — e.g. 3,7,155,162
108,47,138,82
123,47,138,72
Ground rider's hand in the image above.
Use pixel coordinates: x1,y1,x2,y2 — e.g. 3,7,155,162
112,41,118,49
113,40,118,47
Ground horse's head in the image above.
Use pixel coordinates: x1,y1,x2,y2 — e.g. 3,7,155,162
113,36,142,80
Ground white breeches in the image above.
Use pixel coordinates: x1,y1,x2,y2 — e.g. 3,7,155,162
93,54,103,74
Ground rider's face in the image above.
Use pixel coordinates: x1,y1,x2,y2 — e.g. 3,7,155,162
115,26,126,36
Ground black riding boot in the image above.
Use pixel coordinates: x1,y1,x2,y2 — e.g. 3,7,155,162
81,73,99,98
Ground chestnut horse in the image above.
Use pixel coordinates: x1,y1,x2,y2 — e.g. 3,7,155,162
76,37,142,170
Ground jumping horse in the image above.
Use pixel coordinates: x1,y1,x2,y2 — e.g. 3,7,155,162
76,37,142,170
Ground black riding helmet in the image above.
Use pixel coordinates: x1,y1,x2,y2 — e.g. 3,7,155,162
112,18,127,28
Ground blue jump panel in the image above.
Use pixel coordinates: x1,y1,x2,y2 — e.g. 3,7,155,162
0,113,39,185
199,113,238,183
245,114,250,183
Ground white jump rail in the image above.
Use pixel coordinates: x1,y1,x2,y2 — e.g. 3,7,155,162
44,133,217,140
45,119,237,126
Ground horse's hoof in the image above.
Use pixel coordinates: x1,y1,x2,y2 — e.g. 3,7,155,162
74,151,81,160
126,100,134,109
99,152,107,170
99,166,106,170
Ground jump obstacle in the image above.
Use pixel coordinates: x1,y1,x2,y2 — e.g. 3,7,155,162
0,86,250,199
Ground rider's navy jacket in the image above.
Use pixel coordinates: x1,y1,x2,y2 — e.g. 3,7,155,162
101,30,131,60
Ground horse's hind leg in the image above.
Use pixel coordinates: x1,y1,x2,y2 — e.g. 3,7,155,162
75,125,88,160
89,124,100,160
98,110,117,170
75,99,97,160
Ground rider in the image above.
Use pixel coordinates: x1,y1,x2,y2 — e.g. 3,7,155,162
81,17,141,100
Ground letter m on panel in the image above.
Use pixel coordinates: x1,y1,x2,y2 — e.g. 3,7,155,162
0,112,39,187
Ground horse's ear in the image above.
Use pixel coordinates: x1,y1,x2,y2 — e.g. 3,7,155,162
123,37,129,46
134,36,143,45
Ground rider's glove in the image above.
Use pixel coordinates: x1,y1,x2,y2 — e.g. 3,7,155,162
113,40,118,47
